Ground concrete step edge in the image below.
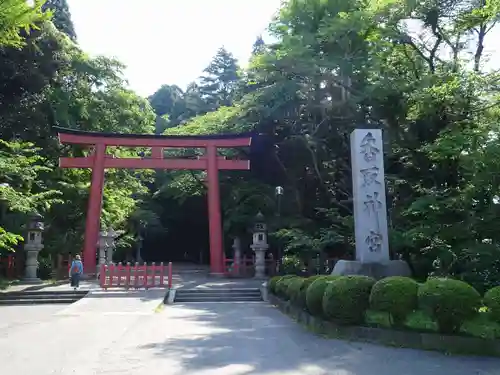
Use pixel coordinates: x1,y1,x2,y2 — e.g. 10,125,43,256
174,297,262,301
1,291,88,297
176,289,261,293
0,295,85,300
0,299,80,305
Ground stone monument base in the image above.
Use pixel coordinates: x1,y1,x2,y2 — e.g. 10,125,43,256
331,259,411,279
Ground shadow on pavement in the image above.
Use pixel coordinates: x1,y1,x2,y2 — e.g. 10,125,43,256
86,289,167,302
137,302,500,375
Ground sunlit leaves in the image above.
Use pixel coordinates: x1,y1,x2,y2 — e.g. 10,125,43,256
0,0,50,48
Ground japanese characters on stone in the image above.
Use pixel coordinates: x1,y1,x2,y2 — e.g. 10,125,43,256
359,132,383,253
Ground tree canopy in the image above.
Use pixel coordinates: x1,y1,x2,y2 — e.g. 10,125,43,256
1,0,500,291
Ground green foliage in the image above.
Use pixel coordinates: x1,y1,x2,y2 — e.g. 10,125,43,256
305,276,339,316
0,139,61,251
369,276,419,326
322,276,376,325
297,275,323,309
199,47,240,109
418,278,481,334
1,0,500,292
42,0,76,40
281,255,304,275
484,286,500,323
287,277,306,305
0,0,50,48
275,275,297,300
268,275,282,294
37,256,53,280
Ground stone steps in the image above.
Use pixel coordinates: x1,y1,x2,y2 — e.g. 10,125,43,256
0,290,88,305
173,288,262,303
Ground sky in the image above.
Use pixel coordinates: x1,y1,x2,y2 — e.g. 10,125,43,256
68,0,499,98
68,0,282,97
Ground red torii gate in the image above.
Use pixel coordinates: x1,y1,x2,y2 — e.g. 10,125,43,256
55,127,252,275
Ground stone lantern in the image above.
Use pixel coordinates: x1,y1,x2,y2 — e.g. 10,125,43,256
23,213,44,283
251,212,269,279
103,227,117,264
98,229,108,268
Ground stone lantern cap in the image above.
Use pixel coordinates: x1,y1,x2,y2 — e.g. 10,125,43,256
253,211,267,232
28,213,44,232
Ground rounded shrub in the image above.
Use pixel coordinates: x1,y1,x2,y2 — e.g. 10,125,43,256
305,276,340,316
418,278,481,334
297,275,323,309
370,276,419,326
268,276,282,295
484,286,500,323
287,277,306,305
322,276,376,325
275,275,297,300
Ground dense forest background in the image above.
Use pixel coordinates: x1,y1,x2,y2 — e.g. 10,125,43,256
1,0,500,291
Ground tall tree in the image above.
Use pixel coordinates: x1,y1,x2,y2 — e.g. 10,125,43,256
42,0,76,40
199,47,240,110
251,35,265,55
148,84,186,124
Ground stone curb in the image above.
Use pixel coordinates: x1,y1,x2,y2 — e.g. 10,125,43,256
1,279,70,293
268,294,500,357
166,288,176,304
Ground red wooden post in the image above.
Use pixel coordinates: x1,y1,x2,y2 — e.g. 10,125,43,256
159,262,165,287
151,147,162,158
109,264,114,289
100,264,106,288
206,145,223,275
151,263,157,288
168,261,172,289
142,264,147,289
125,263,131,289
82,143,106,275
134,262,139,289
117,263,122,286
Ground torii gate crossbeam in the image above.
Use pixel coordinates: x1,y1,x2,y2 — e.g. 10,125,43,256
55,127,252,276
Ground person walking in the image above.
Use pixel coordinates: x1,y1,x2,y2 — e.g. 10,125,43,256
69,255,83,290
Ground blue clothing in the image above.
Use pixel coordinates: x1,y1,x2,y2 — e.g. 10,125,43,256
70,273,80,287
70,260,83,275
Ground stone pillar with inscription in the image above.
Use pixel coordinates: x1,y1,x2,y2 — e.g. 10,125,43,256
332,129,411,278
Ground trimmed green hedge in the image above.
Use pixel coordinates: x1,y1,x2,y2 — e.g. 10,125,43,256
275,275,297,300
322,276,376,325
484,286,500,323
418,278,481,334
306,276,340,316
288,277,306,305
370,276,419,326
297,275,323,309
268,276,282,294
269,273,500,340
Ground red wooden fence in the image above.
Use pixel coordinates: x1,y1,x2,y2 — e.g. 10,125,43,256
0,255,18,279
223,257,277,277
99,262,172,290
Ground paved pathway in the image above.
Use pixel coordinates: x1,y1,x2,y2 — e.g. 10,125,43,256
1,293,499,374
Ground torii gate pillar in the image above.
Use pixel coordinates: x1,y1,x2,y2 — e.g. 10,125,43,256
56,127,252,276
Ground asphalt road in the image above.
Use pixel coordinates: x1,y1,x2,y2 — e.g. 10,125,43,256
0,295,499,374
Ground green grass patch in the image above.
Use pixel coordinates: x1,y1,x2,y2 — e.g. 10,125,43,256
0,277,18,290
365,309,500,339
